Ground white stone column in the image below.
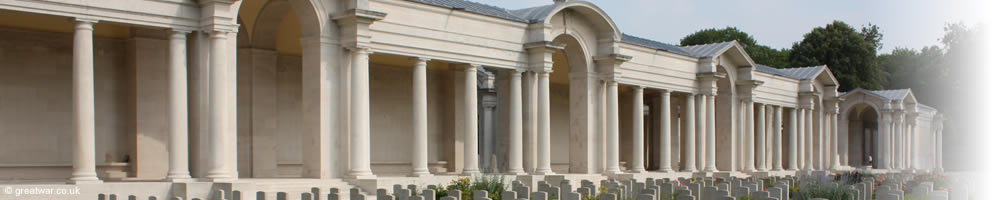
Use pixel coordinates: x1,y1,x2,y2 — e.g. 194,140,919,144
69,18,101,184
694,94,704,170
896,114,904,169
879,115,890,169
763,105,773,171
523,72,537,172
605,80,622,174
508,70,526,175
462,65,481,176
205,30,237,181
934,127,944,172
345,48,375,179
772,106,783,171
658,91,672,172
535,70,554,175
683,94,696,172
831,112,841,168
631,86,646,173
804,108,813,170
744,100,755,171
755,104,766,171
411,58,431,177
705,95,717,172
909,120,917,169
815,109,824,170
166,29,192,181
788,108,799,171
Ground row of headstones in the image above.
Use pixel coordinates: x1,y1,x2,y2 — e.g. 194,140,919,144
99,187,367,200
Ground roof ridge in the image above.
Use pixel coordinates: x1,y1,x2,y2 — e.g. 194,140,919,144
678,40,736,48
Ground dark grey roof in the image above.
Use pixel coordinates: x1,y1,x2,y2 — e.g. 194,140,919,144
777,65,826,80
678,41,737,58
869,89,911,100
755,64,792,78
406,0,530,22
621,34,690,56
510,4,557,23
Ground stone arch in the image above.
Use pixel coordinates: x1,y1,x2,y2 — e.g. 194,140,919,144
232,0,340,178
714,64,737,171
550,33,597,173
842,101,882,167
542,1,621,41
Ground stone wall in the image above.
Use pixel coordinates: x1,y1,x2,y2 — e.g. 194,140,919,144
0,27,130,179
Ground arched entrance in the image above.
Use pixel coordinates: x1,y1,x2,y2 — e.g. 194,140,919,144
550,34,593,173
845,103,880,167
713,65,736,171
232,0,335,178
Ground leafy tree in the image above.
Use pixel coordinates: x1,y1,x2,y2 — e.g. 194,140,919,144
789,21,884,91
680,27,790,68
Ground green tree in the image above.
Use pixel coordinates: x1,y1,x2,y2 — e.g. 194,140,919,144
680,27,790,68
789,21,884,91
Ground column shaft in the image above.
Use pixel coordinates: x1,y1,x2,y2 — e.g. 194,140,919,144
705,95,717,172
831,113,840,168
683,94,696,172
605,81,622,174
206,30,236,181
744,101,755,171
788,108,799,171
462,65,480,175
523,72,538,172
631,87,645,173
535,71,553,175
411,58,431,177
166,30,191,181
773,106,783,171
347,48,375,178
508,70,525,175
755,104,766,171
694,94,704,170
804,108,813,170
70,18,100,183
658,91,672,172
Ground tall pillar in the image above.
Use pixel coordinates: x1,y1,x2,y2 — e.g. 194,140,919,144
772,106,783,171
804,108,813,170
895,114,903,169
878,115,890,169
694,94,704,170
461,65,481,176
705,95,717,172
683,93,696,172
909,120,918,169
658,91,673,172
755,104,766,171
205,30,237,181
69,18,101,184
605,80,622,174
535,70,554,175
411,58,432,177
346,48,375,179
508,70,526,175
523,72,538,172
763,105,773,171
743,100,755,171
631,86,646,173
166,29,192,181
831,112,841,168
815,109,824,170
788,108,799,171
935,128,943,171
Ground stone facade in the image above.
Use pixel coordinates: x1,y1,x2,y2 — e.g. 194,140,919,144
0,0,945,198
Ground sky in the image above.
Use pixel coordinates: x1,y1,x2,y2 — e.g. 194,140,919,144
472,0,987,54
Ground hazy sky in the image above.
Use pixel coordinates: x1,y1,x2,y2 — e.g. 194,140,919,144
473,0,987,54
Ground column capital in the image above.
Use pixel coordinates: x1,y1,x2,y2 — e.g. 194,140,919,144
346,47,372,55
411,57,431,64
631,85,645,90
73,17,99,24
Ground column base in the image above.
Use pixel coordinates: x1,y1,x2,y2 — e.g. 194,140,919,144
67,176,102,184
532,170,555,176
346,170,377,179
656,169,673,173
603,170,624,175
703,168,718,172
771,168,784,171
461,169,481,176
506,171,528,176
203,177,236,182
165,176,194,182
410,171,433,177
630,169,645,174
